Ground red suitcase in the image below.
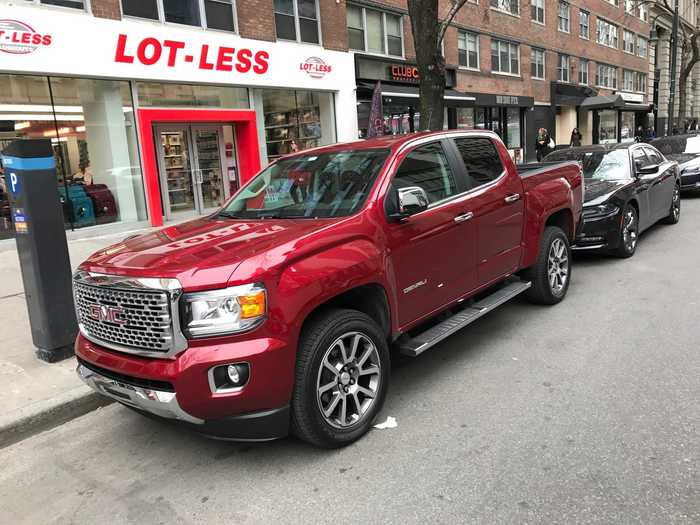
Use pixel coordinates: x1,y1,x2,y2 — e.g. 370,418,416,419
84,184,118,224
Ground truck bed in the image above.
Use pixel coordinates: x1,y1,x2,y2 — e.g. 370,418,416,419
517,161,581,178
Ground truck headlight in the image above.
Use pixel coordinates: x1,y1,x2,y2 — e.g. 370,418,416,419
182,283,266,338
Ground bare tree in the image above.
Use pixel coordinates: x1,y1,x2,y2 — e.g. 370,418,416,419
407,0,469,130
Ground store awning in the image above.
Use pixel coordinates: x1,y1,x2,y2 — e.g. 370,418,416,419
357,82,475,105
580,94,652,112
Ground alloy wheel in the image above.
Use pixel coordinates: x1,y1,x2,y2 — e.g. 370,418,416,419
622,208,638,253
672,186,681,221
547,238,569,295
316,332,381,429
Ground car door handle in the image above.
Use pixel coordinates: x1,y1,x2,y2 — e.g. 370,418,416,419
504,193,520,203
454,212,474,223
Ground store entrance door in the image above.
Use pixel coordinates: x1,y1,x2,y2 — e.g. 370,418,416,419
155,123,237,220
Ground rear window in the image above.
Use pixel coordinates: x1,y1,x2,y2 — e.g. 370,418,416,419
453,137,504,188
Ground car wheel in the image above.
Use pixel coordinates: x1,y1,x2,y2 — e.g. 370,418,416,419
524,226,571,305
662,184,681,224
291,308,389,448
614,204,638,258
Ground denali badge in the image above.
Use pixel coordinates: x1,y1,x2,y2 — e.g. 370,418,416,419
403,279,427,294
89,304,127,325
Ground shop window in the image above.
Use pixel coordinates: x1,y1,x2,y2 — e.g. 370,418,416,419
531,48,545,80
579,58,589,85
621,112,635,142
29,0,86,9
458,31,479,70
598,109,617,144
490,0,519,16
557,54,570,82
557,1,570,33
454,137,504,187
579,10,589,39
274,0,320,44
506,108,521,149
121,0,236,32
0,74,148,236
136,82,249,108
456,108,475,129
491,39,519,76
531,0,545,23
393,143,457,204
596,19,618,49
347,4,403,57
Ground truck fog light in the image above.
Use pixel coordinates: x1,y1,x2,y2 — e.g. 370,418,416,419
209,363,250,393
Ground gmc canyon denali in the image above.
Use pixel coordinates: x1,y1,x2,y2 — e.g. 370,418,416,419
75,130,583,447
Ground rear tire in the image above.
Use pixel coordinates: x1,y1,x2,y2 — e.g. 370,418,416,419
523,226,571,305
291,309,390,448
662,183,681,224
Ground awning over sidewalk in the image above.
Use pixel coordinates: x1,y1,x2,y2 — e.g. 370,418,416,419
357,82,475,106
580,94,652,111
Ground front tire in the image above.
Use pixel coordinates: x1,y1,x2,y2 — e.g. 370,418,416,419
291,309,390,448
613,204,638,258
662,183,681,224
524,226,571,305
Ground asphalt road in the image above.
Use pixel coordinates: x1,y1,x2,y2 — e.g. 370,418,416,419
2,198,700,525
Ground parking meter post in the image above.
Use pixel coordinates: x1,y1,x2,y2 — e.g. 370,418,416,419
2,139,77,363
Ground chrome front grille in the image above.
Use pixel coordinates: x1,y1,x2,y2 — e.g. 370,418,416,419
73,271,186,358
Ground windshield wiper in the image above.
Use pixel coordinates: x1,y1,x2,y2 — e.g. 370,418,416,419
216,211,245,220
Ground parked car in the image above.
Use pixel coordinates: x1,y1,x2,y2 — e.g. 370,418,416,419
649,134,700,192
74,130,582,448
545,143,680,257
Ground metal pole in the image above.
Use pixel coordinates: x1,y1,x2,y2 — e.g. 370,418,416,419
667,0,680,135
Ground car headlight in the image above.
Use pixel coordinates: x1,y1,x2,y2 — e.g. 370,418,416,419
582,202,619,218
181,283,266,338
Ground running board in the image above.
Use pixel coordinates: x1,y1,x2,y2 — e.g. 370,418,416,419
398,279,532,357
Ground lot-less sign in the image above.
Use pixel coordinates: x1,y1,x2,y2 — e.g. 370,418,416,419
0,5,354,91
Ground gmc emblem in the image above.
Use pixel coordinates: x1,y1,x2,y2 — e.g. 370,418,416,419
88,304,127,325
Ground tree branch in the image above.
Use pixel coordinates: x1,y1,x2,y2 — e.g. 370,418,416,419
438,0,470,48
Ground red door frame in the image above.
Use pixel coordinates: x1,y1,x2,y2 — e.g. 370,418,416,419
137,108,261,227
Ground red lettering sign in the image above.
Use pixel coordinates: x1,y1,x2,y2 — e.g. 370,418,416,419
0,19,52,54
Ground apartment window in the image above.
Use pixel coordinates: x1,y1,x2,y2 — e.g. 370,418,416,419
490,0,520,16
579,10,589,39
603,0,618,5
640,4,648,21
26,0,86,8
491,39,520,75
558,2,570,33
638,36,648,57
596,63,618,89
531,0,545,23
274,0,319,44
531,48,545,79
597,19,618,48
557,54,570,82
623,69,635,91
458,31,480,69
579,58,589,84
625,0,635,13
347,4,403,57
635,71,647,93
623,30,635,53
121,0,237,31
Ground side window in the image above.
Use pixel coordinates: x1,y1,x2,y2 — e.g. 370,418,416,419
632,148,651,168
643,147,663,164
393,142,458,204
453,137,505,188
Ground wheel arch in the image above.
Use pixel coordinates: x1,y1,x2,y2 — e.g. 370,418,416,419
544,207,575,242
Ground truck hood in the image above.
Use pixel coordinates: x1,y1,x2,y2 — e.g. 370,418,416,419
81,216,333,290
583,179,632,206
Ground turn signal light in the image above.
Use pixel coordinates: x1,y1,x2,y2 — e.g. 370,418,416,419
239,291,266,319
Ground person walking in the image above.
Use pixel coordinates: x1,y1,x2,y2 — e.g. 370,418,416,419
569,128,582,147
536,128,551,161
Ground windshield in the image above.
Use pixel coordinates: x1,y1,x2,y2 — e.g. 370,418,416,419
549,149,631,181
219,149,390,219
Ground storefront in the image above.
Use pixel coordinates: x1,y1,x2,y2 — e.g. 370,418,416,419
354,56,474,136
0,5,357,236
580,94,652,145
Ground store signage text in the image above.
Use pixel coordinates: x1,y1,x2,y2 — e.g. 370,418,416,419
300,57,331,78
114,34,269,74
496,95,519,105
0,19,52,54
390,64,419,82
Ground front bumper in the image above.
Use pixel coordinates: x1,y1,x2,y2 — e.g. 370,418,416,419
573,211,621,251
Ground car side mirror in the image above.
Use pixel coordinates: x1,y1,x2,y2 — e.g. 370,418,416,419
637,163,660,176
388,186,429,222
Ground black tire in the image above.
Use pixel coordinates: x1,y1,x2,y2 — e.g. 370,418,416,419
613,204,638,258
523,226,571,305
291,308,390,448
662,183,681,224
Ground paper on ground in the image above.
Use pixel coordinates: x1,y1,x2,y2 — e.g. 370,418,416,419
374,416,397,429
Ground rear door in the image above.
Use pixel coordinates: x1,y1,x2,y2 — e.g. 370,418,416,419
643,146,674,220
385,140,478,326
451,136,525,285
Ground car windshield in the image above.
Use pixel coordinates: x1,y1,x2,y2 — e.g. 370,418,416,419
218,149,390,219
549,149,632,181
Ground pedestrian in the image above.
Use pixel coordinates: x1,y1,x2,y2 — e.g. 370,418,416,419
536,127,551,161
569,128,582,147
634,126,645,143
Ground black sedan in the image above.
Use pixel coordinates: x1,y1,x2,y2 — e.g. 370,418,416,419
545,143,680,257
649,134,700,192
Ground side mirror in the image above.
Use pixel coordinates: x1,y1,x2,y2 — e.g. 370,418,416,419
387,186,430,222
637,163,660,176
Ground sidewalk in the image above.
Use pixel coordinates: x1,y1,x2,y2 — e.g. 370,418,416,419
0,219,183,448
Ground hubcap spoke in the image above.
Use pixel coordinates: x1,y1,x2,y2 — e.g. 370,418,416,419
323,393,341,417
318,380,337,396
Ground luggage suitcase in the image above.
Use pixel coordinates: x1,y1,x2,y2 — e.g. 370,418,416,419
84,183,118,224
58,185,96,228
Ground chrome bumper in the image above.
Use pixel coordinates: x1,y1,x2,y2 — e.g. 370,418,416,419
76,363,203,425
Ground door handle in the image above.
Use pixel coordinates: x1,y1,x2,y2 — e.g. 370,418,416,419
453,212,474,223
504,193,520,203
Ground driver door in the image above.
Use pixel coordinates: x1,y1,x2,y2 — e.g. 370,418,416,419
631,147,656,230
384,141,477,328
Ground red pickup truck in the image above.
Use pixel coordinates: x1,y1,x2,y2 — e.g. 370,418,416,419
75,131,582,447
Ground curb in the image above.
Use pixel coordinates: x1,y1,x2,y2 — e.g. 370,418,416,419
0,385,113,449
